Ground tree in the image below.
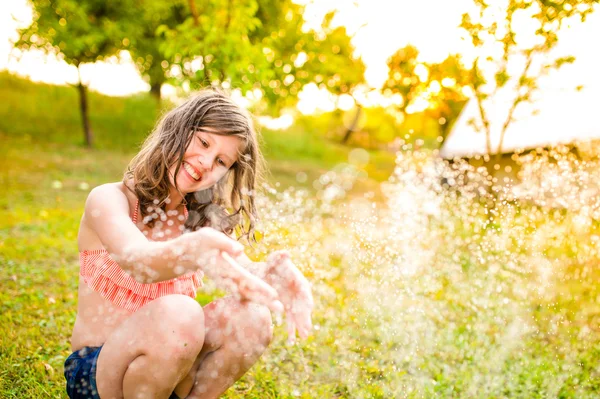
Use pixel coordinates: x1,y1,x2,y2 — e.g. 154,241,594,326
423,55,471,140
156,0,270,98
460,0,599,157
310,16,366,144
15,0,135,147
157,0,365,114
258,8,366,142
383,45,422,116
383,46,470,144
126,0,188,101
257,8,365,116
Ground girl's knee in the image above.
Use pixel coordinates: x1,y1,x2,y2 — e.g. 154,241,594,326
151,295,205,354
237,302,273,347
154,295,204,323
208,297,273,349
251,303,273,345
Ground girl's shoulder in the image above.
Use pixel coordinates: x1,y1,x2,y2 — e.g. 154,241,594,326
78,182,138,250
86,181,130,201
84,182,138,219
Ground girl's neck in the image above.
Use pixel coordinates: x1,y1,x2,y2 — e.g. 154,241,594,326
126,178,186,212
166,187,185,211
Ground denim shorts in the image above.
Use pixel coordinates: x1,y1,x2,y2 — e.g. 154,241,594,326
64,345,181,399
64,346,102,399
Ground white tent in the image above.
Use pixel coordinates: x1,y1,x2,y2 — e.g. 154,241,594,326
440,12,600,159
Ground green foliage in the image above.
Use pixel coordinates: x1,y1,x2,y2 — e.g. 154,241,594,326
260,110,395,184
0,71,393,185
14,0,136,66
126,0,189,98
260,5,366,107
14,0,366,124
13,0,142,147
383,45,422,114
495,68,510,87
157,0,365,113
424,55,471,139
0,71,158,151
158,0,262,87
383,46,470,143
360,107,403,144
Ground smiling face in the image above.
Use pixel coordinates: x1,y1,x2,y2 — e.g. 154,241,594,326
126,89,263,235
169,130,243,195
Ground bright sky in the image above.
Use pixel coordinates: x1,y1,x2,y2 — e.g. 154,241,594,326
300,0,476,85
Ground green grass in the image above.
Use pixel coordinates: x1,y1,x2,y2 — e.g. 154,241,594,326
0,71,395,189
0,72,393,397
2,72,600,398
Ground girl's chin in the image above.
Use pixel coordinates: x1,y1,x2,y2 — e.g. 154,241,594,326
178,182,200,193
176,178,211,193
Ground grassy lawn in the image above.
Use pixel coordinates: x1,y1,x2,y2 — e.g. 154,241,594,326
0,132,346,398
0,73,392,398
0,72,394,190
2,72,600,398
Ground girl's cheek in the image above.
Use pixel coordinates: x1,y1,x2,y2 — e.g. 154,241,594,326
214,169,228,182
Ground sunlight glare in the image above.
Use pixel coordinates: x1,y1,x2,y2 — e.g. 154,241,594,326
258,114,294,130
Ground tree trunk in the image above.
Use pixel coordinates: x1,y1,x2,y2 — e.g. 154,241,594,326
150,82,162,101
77,66,93,148
341,104,362,144
188,0,200,26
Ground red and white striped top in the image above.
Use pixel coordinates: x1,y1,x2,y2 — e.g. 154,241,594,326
79,201,203,313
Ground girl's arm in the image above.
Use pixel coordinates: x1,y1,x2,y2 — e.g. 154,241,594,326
83,184,283,312
82,184,242,283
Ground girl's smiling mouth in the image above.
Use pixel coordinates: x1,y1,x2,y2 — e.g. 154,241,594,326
183,161,202,181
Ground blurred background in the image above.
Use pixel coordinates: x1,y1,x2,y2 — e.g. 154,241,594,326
2,0,600,397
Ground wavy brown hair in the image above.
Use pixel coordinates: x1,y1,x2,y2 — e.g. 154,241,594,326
124,88,264,240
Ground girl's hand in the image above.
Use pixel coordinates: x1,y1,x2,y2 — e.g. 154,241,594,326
266,251,314,343
191,227,245,259
190,228,284,314
220,252,284,314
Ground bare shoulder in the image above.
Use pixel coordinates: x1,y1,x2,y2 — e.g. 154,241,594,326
78,182,138,250
84,182,131,214
81,182,141,229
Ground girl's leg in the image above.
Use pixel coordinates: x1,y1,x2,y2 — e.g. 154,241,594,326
185,296,274,399
95,294,205,399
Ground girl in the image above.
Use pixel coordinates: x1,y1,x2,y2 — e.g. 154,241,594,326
64,89,314,399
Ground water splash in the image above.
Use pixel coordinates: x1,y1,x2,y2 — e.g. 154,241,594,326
245,144,600,397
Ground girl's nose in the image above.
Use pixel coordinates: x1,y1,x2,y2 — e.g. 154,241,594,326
197,155,213,171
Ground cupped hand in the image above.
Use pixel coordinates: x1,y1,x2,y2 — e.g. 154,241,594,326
266,251,314,343
192,226,245,259
191,228,284,314
221,252,284,314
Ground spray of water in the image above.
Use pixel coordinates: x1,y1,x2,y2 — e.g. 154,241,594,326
240,143,600,397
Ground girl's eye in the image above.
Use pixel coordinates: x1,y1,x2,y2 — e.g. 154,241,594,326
217,158,226,167
199,138,209,148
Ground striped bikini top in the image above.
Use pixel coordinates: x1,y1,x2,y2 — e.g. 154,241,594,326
79,201,204,312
